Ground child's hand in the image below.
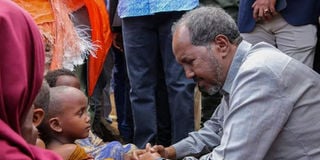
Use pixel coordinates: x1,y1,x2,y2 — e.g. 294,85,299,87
84,154,94,160
138,151,161,160
138,143,162,160
127,148,147,160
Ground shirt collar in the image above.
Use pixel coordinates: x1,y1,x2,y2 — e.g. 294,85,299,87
221,40,252,94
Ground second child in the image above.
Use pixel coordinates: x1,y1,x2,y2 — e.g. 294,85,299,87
38,86,93,160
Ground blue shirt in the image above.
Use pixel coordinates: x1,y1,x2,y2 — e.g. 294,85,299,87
117,0,199,18
173,41,320,160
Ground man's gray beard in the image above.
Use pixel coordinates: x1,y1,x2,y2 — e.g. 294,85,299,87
199,47,223,95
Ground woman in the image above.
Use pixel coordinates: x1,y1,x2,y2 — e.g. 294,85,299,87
0,1,61,159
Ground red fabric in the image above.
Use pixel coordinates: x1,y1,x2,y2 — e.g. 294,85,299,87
0,1,62,159
84,0,113,96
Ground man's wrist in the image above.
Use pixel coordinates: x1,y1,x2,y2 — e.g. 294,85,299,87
165,146,176,159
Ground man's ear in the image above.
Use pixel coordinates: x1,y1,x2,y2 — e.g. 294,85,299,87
214,34,229,58
33,108,45,127
49,117,62,133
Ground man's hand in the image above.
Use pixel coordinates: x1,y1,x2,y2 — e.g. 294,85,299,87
128,143,161,160
252,0,277,21
129,148,147,160
151,145,166,157
129,143,177,160
152,145,176,159
112,32,124,52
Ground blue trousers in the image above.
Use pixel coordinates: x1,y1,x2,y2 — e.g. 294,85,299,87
112,46,134,143
122,11,196,148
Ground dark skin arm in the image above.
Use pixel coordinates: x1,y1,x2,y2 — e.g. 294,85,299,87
112,32,124,52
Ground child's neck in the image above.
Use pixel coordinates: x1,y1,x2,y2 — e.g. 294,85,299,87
47,136,75,149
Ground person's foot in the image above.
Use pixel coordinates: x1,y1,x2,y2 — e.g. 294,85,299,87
91,117,123,143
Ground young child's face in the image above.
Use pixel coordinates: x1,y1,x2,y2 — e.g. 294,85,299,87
59,92,90,140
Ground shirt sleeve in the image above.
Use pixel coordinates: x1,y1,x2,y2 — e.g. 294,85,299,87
173,101,226,159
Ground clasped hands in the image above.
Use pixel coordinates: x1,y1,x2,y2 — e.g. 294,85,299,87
126,143,167,160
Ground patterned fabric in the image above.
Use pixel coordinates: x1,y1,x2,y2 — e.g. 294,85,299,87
76,131,137,160
117,0,199,18
69,145,91,160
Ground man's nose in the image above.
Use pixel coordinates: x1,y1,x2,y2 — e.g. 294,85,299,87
184,66,195,79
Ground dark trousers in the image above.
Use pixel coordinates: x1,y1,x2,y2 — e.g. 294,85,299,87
122,11,196,148
112,46,134,143
89,51,122,142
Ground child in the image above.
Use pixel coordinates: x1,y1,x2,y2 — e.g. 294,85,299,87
45,68,122,142
33,80,51,148
38,86,93,160
43,69,136,160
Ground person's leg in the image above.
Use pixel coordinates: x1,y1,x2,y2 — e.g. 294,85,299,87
122,16,159,148
155,60,171,147
89,51,113,121
89,50,120,142
274,16,317,68
157,11,196,144
240,21,276,46
113,46,134,143
101,51,114,121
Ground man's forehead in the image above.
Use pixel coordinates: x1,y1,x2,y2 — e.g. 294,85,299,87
173,26,191,47
174,25,190,39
